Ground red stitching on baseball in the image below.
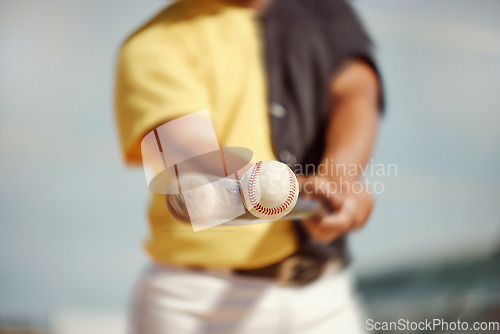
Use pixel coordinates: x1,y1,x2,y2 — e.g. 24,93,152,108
247,162,297,216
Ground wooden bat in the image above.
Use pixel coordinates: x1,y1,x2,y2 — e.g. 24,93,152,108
165,170,321,226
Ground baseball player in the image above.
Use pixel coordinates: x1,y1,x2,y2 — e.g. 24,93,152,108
115,0,382,333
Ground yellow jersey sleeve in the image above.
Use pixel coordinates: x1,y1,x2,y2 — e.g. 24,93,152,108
114,21,209,164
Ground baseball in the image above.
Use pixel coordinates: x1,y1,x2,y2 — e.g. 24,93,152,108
240,160,299,220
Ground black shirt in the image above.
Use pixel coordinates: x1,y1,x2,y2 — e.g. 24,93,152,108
261,0,383,261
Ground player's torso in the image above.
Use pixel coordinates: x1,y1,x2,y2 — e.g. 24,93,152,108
189,8,276,162
145,5,294,269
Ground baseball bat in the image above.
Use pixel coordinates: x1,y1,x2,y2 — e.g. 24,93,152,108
165,173,321,226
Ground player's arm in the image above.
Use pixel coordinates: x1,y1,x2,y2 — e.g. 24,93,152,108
301,60,380,242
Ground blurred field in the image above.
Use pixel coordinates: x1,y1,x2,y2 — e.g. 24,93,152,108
360,245,500,333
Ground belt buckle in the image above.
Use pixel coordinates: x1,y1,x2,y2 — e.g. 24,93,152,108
276,255,324,286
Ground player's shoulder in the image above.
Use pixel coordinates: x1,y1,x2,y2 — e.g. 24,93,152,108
119,4,181,55
307,0,356,20
269,0,353,19
121,1,221,61
118,1,246,61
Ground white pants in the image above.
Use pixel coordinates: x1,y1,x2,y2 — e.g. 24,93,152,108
129,262,369,334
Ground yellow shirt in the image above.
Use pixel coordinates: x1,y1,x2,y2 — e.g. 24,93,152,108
115,3,296,269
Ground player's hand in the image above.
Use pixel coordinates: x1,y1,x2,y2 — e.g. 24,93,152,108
297,176,375,243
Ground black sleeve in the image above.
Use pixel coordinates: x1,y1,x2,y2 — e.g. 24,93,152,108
262,0,384,263
313,0,385,111
262,0,384,170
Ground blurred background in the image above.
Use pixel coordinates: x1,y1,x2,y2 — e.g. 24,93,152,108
1,0,499,333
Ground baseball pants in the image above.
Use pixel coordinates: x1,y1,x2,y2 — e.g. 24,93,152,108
129,262,369,334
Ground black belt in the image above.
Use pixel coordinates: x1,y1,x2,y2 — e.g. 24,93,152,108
233,220,349,286
234,254,345,286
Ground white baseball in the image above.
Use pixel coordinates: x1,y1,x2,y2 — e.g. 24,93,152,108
240,160,299,220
